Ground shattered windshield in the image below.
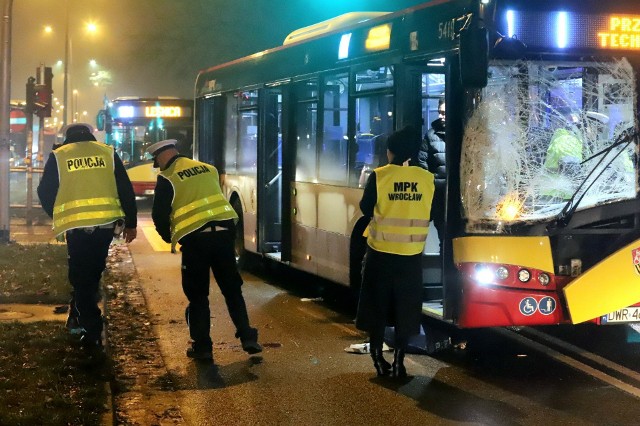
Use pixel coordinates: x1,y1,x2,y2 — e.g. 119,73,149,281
461,58,638,233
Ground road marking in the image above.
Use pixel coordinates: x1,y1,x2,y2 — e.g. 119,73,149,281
141,225,172,252
498,327,640,399
521,327,640,383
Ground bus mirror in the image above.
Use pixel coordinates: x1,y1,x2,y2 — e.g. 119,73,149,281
460,26,488,89
96,109,105,131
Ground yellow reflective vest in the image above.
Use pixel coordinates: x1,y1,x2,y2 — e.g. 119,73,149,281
159,157,238,250
52,142,124,235
367,164,435,255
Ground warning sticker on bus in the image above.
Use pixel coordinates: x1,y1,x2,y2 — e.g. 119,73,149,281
601,306,640,324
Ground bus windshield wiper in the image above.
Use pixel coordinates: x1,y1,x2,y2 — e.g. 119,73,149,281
552,129,638,229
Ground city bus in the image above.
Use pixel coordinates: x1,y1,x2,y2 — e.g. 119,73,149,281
193,0,640,331
98,97,194,196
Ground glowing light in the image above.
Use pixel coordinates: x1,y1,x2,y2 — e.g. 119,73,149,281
365,24,391,51
145,106,182,118
475,266,494,285
597,15,640,50
496,193,523,221
556,12,568,48
338,33,351,59
118,106,134,118
506,10,515,38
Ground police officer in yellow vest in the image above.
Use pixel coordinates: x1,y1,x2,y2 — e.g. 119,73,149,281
147,139,262,362
356,125,434,378
37,123,137,354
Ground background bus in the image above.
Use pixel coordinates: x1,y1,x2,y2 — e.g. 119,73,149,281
97,96,194,196
194,0,640,333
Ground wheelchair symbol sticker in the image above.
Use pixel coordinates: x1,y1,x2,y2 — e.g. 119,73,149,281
519,297,538,316
538,296,556,315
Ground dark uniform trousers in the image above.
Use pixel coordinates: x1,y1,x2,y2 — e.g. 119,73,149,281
66,226,114,341
180,224,251,351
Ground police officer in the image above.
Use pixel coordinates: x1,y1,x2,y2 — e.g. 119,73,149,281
147,139,261,362
356,125,435,378
37,123,137,353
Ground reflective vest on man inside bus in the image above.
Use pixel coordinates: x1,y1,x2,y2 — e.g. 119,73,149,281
542,128,583,200
159,157,238,251
52,142,125,235
366,164,435,255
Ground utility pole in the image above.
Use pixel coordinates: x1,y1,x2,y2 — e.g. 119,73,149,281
0,0,14,243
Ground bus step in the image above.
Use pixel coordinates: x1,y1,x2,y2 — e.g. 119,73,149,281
423,285,443,301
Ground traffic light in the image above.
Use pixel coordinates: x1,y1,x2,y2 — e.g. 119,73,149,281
35,66,53,117
34,84,52,117
25,77,36,114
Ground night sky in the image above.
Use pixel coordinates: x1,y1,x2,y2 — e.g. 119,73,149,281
12,0,424,124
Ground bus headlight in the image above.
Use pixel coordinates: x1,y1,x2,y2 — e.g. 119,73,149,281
538,273,550,286
517,269,531,283
496,266,509,280
474,265,494,285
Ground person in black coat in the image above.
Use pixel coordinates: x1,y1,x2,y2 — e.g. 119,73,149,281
356,125,435,378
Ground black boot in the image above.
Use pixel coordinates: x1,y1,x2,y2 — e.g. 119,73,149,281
392,349,406,378
371,349,391,376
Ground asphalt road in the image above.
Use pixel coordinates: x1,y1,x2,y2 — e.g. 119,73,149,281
127,211,640,425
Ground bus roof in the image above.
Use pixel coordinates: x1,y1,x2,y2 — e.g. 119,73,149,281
195,0,640,96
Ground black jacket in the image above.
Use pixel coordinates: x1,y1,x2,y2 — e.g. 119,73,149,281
417,118,446,184
37,134,137,229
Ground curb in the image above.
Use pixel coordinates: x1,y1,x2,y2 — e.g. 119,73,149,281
104,242,185,425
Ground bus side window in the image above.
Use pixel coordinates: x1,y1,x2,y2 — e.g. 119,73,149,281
319,73,349,185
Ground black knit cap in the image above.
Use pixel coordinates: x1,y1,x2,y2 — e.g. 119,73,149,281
62,123,96,144
386,125,421,162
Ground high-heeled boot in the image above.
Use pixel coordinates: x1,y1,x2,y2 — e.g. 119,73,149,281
392,349,407,378
371,349,391,376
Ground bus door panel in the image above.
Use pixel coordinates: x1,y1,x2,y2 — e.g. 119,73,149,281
417,67,447,299
257,88,283,256
290,181,318,277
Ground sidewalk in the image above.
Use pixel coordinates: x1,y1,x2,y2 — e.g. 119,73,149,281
9,216,58,244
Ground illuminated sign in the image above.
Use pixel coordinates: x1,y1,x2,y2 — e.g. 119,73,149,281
501,11,640,51
598,16,640,49
365,24,391,51
145,106,182,118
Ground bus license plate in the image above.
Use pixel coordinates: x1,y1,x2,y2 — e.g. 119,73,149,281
144,189,155,195
602,307,640,324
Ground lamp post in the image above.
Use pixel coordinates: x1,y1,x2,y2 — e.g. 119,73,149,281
0,0,14,243
60,2,97,129
72,89,78,123
62,0,69,128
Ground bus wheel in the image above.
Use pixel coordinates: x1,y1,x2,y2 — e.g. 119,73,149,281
231,198,248,269
349,219,369,303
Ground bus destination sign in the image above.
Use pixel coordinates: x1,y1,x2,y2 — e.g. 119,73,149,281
598,16,640,49
502,11,640,51
145,106,183,118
